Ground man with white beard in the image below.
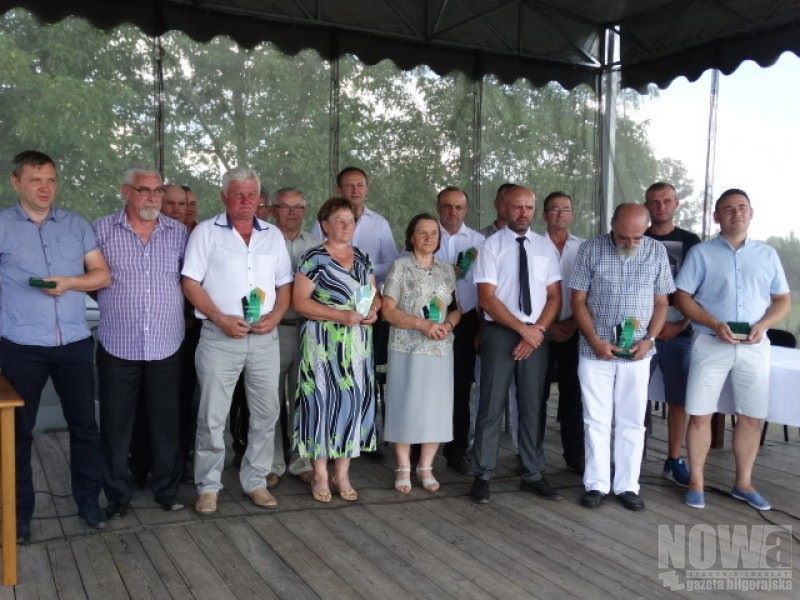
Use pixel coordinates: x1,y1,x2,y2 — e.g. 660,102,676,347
93,168,189,516
570,203,673,512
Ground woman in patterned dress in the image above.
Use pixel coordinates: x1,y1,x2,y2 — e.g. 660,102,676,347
292,197,381,502
382,213,461,494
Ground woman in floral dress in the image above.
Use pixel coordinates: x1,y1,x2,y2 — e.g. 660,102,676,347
292,197,381,502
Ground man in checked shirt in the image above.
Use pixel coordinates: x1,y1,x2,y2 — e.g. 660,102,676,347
93,167,189,517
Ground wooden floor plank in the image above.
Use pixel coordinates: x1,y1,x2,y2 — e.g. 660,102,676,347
216,518,320,600
46,540,86,600
323,507,454,600
156,524,237,600
185,521,280,600
14,544,59,600
277,510,408,600
135,531,195,600
339,506,495,600
103,532,174,600
69,536,130,600
246,514,364,600
368,502,536,600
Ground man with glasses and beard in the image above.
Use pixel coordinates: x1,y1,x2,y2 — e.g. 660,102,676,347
570,203,673,512
93,168,189,517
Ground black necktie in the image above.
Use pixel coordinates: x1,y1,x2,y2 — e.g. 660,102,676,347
516,236,532,316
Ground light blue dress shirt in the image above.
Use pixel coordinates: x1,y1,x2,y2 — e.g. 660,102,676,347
675,235,789,335
0,204,97,346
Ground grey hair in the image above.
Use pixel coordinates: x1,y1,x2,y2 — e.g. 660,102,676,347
124,167,159,185
221,166,260,195
272,187,305,206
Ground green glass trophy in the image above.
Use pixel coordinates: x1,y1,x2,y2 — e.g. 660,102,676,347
455,247,478,279
727,321,751,341
241,287,266,325
422,297,444,323
613,317,640,358
354,284,375,317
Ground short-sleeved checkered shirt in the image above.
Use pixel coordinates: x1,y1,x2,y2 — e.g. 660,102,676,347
569,233,675,359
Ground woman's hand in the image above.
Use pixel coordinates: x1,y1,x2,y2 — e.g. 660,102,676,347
361,309,379,325
419,319,449,340
338,310,364,327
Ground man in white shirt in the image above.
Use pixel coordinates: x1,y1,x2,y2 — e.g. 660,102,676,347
470,185,562,504
540,191,585,474
312,167,398,283
435,186,485,474
182,167,292,514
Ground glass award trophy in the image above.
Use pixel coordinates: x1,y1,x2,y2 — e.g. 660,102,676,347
727,321,751,340
422,297,445,323
241,287,266,325
612,316,640,358
354,284,375,318
455,247,478,279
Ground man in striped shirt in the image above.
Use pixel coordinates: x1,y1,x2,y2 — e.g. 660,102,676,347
93,168,189,517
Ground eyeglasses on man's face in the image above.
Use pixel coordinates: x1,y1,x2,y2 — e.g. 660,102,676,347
127,184,166,198
545,207,573,214
275,204,306,213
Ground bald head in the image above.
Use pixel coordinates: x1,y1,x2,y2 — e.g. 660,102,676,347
161,184,187,221
504,185,536,234
611,203,649,257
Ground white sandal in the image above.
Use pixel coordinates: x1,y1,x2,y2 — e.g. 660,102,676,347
394,467,412,494
416,466,440,492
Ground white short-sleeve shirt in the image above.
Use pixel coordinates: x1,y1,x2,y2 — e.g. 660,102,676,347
542,231,584,321
181,213,293,319
435,222,485,313
473,227,561,323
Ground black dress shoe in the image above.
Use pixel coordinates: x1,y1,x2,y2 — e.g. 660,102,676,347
469,478,491,504
104,500,131,519
17,520,31,545
157,498,185,512
580,490,606,508
617,491,645,511
80,501,108,529
520,477,562,501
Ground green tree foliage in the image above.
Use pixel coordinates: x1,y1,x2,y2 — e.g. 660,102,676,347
0,7,691,241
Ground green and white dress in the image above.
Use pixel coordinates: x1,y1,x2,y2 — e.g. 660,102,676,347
293,245,376,458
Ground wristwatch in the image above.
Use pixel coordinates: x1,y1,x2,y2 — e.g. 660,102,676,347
647,335,656,346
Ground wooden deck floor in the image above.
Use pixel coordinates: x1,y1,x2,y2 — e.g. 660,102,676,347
8,399,800,599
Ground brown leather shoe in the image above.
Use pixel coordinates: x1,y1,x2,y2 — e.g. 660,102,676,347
194,492,218,514
249,488,278,508
266,473,280,488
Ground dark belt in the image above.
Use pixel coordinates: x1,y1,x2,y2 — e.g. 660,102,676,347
280,319,303,326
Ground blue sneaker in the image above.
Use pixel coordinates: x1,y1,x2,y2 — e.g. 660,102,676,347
663,457,691,487
731,487,771,511
684,489,705,509
78,500,108,529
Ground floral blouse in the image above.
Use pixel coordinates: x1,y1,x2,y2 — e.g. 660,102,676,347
383,255,457,357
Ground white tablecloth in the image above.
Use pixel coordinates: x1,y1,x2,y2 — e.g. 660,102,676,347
649,345,800,427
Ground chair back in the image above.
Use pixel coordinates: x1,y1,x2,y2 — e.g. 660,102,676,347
766,328,797,348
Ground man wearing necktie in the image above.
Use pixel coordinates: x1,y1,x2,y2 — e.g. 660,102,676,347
470,185,562,504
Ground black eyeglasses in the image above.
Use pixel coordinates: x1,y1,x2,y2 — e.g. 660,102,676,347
127,184,166,197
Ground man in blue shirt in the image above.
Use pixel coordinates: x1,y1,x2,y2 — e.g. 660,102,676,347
675,189,790,511
0,151,111,543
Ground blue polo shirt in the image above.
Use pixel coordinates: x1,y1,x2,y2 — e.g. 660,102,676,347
675,234,789,335
0,203,97,346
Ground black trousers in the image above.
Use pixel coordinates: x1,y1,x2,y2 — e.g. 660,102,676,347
444,309,479,462
541,331,584,463
0,337,102,523
97,344,182,504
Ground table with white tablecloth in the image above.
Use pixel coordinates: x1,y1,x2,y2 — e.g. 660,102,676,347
649,345,800,427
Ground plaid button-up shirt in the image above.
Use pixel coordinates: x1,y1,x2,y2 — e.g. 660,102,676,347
94,209,188,361
569,233,675,359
